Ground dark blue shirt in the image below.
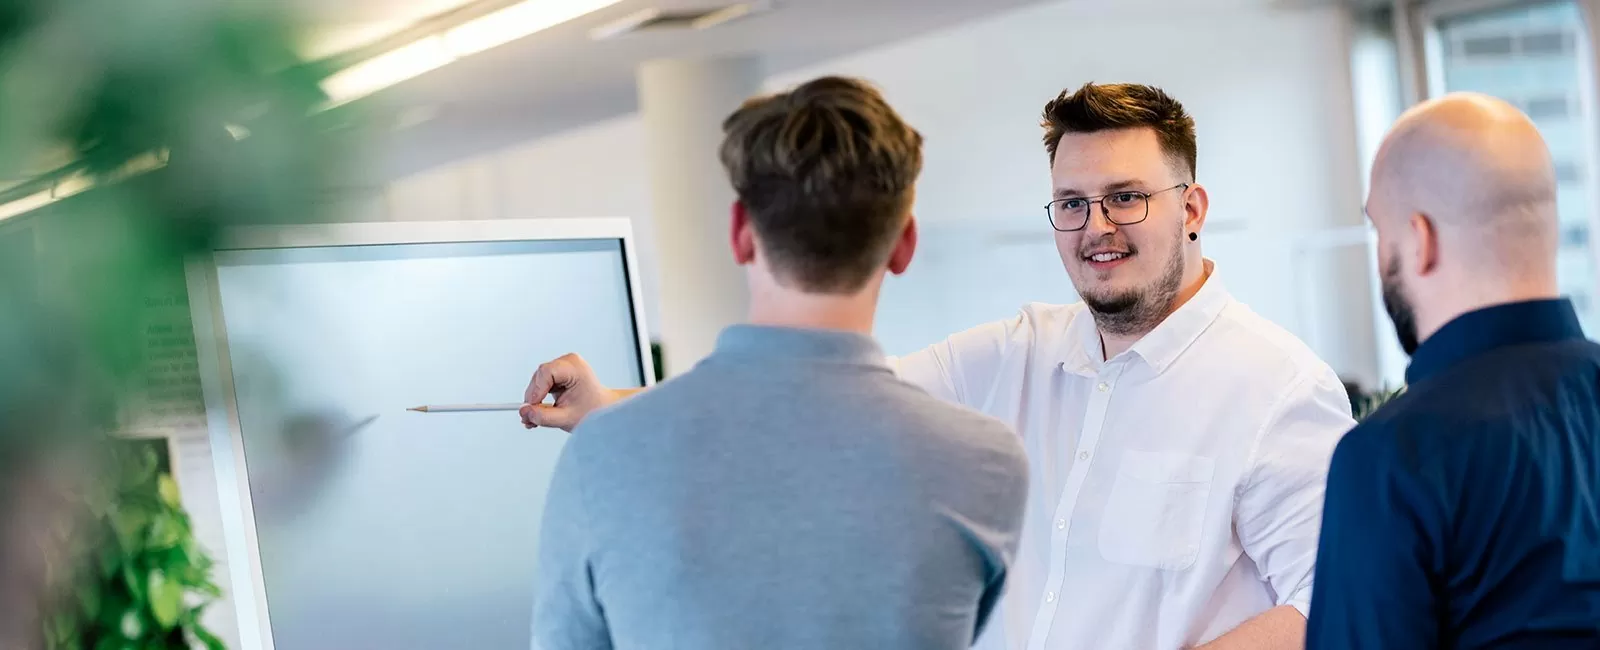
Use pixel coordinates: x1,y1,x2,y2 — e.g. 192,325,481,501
1308,299,1600,649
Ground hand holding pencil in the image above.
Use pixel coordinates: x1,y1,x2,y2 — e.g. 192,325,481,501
409,353,622,433
518,353,620,431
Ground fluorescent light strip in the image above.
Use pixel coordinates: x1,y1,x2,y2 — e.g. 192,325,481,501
320,0,622,106
52,172,92,199
321,36,454,107
588,8,661,41
0,191,53,222
691,3,756,30
443,0,623,57
0,150,170,221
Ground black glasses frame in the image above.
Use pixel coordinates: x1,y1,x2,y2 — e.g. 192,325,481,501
1044,183,1191,232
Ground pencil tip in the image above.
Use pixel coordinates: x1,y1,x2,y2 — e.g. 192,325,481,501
407,406,426,413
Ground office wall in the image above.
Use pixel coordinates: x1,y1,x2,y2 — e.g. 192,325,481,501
381,0,1383,385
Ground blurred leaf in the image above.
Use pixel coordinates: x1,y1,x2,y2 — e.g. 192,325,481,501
96,532,121,578
1355,385,1407,420
189,617,226,650
120,563,142,603
147,569,180,629
117,609,142,640
50,610,81,650
45,611,68,647
76,579,102,621
110,504,147,551
146,513,180,550
133,447,158,485
156,474,180,508
195,580,222,598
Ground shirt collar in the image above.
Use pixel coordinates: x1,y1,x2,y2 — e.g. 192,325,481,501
1060,260,1233,375
714,323,887,366
1404,298,1585,385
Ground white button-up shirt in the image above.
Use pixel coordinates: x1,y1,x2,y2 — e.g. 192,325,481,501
892,266,1353,649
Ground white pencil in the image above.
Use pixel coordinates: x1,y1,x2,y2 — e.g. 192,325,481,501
407,403,525,413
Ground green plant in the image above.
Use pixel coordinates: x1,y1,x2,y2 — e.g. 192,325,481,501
0,0,356,646
44,439,224,650
1355,385,1407,421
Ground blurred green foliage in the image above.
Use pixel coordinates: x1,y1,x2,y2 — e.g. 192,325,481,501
0,0,361,647
1354,385,1406,421
44,441,225,650
0,0,352,456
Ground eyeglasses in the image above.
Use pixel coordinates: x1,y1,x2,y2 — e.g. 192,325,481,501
1045,183,1191,232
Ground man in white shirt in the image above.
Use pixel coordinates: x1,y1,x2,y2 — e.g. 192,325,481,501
520,82,1354,649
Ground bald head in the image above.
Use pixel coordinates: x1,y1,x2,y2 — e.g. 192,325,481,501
1369,92,1559,276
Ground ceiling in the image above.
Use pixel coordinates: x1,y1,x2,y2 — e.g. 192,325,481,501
6,0,1377,189
290,0,483,59
300,0,1061,181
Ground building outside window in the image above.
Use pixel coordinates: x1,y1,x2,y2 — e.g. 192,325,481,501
1433,0,1598,334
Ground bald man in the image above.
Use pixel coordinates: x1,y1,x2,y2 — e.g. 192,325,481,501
1306,93,1600,648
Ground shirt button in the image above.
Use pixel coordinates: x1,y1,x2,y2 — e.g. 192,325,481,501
1045,591,1058,603
1096,382,1109,392
1055,519,1067,530
1078,451,1090,461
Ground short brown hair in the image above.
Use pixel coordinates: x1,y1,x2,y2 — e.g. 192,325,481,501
719,76,923,293
1041,82,1197,180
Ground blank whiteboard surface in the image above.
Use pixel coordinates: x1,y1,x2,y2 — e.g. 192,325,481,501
210,237,645,650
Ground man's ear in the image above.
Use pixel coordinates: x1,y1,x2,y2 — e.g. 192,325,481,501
1410,212,1439,275
729,201,756,265
887,215,917,275
1183,182,1210,238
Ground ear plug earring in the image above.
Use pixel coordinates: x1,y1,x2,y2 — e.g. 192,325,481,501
1188,232,1198,242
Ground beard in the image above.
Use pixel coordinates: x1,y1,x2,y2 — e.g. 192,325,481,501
1380,249,1421,356
1080,228,1185,337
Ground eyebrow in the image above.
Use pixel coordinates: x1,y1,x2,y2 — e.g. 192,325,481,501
1053,179,1147,199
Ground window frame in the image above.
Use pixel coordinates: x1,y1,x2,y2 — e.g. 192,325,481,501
1408,0,1600,333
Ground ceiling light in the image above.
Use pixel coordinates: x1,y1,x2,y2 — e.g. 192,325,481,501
0,191,52,222
321,36,454,107
587,7,661,40
588,1,770,40
319,0,622,107
443,0,624,57
52,172,92,199
691,2,758,29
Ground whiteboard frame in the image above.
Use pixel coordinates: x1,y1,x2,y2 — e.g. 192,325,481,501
185,217,655,650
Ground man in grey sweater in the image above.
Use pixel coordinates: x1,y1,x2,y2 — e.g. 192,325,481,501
529,76,1029,650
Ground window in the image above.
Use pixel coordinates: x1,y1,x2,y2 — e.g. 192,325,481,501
1522,94,1572,120
1556,161,1586,184
1519,30,1574,56
1434,1,1599,335
1448,29,1575,59
1457,34,1516,57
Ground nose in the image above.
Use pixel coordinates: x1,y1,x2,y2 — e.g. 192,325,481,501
1082,202,1118,238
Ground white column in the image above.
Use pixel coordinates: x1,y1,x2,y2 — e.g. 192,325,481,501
637,57,764,375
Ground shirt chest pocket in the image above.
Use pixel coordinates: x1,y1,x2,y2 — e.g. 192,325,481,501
1097,449,1216,571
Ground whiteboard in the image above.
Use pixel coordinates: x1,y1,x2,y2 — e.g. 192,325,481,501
187,219,653,650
